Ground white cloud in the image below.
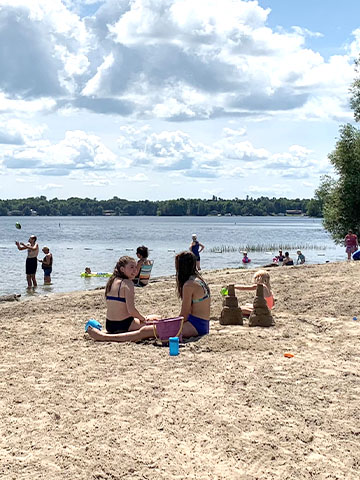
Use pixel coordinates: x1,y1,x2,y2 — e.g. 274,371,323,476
347,28,360,59
247,184,293,195
222,127,247,138
130,173,148,182
0,0,357,122
2,130,117,175
0,0,90,101
114,125,327,180
302,181,315,188
37,183,63,190
0,93,56,114
0,0,358,199
0,120,45,145
69,0,353,121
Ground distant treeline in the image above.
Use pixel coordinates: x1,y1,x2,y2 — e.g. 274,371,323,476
0,195,322,217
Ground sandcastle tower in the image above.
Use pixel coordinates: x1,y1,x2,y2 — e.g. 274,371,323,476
248,283,274,327
220,284,243,325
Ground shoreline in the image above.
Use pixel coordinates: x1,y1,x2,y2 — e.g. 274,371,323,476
1,261,359,479
8,259,346,301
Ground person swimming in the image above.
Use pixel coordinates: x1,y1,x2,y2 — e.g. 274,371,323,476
242,251,251,264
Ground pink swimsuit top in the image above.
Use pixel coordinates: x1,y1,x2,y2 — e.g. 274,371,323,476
265,295,274,310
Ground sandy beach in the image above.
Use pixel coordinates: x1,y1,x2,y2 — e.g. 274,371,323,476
1,261,360,479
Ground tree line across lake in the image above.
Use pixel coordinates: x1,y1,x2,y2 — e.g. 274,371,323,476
0,195,322,217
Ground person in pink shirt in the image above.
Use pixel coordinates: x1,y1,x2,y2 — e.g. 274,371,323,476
344,230,358,260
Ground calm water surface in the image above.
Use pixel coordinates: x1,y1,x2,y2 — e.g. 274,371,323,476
0,216,343,297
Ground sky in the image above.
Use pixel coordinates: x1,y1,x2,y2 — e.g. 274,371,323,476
1,0,360,201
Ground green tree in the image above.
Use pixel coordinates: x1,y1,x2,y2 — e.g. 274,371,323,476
305,198,322,217
0,204,8,216
350,57,360,121
319,124,360,242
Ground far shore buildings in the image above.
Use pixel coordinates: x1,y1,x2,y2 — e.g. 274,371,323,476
285,209,302,215
103,210,116,216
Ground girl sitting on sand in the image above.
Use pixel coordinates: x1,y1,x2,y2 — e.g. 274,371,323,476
103,256,147,334
87,251,211,342
133,245,152,286
233,269,274,316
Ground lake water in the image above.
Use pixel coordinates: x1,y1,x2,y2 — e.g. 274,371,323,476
0,216,344,297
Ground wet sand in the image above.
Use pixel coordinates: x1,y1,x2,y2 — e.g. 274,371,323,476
1,261,360,479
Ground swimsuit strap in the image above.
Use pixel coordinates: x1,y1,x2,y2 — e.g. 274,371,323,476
192,277,210,303
106,279,126,302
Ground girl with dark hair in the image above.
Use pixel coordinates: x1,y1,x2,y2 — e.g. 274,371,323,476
282,251,294,266
133,245,152,286
175,251,210,336
87,251,211,342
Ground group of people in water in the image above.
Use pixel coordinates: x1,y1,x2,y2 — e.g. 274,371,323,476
15,235,53,288
273,249,305,266
241,248,305,266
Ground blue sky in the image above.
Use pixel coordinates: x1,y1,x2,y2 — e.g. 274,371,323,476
0,0,359,201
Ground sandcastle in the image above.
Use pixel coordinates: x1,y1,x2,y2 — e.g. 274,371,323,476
248,283,275,327
220,284,243,325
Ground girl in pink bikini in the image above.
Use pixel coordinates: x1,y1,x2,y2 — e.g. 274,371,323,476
233,269,274,316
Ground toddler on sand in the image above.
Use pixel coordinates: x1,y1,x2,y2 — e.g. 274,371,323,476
233,269,274,316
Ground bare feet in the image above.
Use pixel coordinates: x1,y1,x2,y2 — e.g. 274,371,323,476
87,325,108,341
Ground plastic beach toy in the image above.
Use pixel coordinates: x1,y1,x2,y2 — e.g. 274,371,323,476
169,337,180,356
15,222,21,229
85,319,102,332
81,272,112,277
284,353,294,358
145,316,184,343
220,287,228,296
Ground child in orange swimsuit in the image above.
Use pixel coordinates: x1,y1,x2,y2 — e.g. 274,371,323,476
233,269,274,316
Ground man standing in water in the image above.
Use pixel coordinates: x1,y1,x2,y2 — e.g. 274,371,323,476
189,233,205,270
15,235,39,288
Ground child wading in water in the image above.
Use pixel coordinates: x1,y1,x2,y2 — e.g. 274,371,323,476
87,252,211,342
38,246,53,284
233,269,274,316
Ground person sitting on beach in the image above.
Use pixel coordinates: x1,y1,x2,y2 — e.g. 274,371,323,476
344,230,358,260
87,251,211,342
282,252,294,266
38,246,53,284
133,245,152,286
276,250,284,262
296,250,305,265
233,270,274,316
